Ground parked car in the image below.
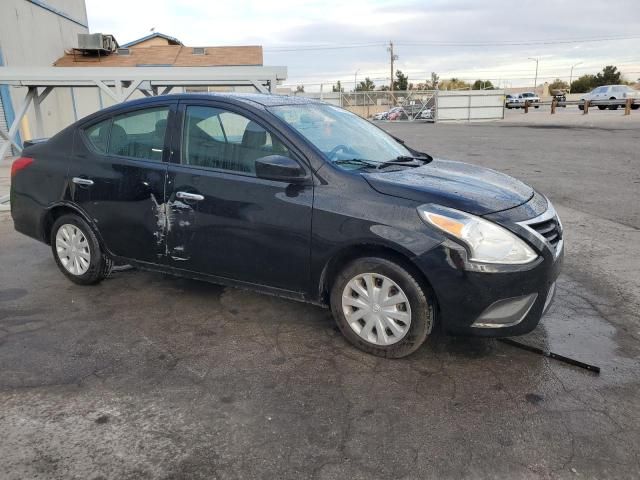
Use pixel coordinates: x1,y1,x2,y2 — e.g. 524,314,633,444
505,94,520,109
386,107,407,121
579,85,640,110
11,93,563,358
418,107,434,120
518,92,540,108
372,111,388,120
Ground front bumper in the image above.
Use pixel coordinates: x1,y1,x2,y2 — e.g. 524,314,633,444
413,201,563,337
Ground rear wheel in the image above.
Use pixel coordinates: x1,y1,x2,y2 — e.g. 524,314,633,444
330,257,434,358
598,105,607,110
51,214,111,285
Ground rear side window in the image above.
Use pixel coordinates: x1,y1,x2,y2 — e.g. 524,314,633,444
85,118,111,154
108,107,170,161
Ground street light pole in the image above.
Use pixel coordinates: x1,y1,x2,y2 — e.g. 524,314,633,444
569,62,582,94
354,69,360,92
528,57,539,93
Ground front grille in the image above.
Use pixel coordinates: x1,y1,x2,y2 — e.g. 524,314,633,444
528,216,562,250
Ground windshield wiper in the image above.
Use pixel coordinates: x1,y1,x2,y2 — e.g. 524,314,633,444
376,155,429,170
333,158,379,169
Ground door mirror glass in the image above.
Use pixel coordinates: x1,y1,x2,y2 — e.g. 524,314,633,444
255,155,306,183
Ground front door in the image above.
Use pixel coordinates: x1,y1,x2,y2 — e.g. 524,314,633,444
164,101,313,293
70,103,174,262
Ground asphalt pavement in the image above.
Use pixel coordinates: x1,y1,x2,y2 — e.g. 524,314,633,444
1,111,639,479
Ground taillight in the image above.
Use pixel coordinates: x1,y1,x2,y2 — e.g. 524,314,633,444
11,157,34,177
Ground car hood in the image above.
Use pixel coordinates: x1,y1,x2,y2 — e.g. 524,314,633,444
362,158,534,215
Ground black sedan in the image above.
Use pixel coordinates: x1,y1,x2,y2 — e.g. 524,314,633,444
10,93,563,358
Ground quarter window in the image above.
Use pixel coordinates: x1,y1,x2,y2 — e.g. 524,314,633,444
108,107,169,161
182,105,290,174
84,118,111,154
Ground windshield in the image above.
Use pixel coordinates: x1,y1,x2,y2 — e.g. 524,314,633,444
268,103,413,169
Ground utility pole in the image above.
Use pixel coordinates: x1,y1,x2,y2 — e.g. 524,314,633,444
569,62,582,94
528,57,539,93
388,41,398,91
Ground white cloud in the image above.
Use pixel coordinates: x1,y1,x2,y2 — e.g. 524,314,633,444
85,0,640,91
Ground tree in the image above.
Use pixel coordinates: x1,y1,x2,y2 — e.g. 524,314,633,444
377,85,390,91
439,78,471,90
332,81,344,93
472,80,495,90
355,77,375,91
393,70,409,91
548,78,569,91
295,85,305,93
570,74,596,93
595,65,622,86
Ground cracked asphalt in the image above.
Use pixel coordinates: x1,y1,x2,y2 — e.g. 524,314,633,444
1,113,639,479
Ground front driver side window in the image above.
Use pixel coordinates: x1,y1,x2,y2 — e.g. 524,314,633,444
182,105,290,175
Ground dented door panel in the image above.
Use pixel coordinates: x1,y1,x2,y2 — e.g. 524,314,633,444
69,102,176,262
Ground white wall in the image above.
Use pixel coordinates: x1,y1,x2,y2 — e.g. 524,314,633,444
436,90,505,122
0,0,88,139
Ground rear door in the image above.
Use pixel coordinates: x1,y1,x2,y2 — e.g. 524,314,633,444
70,102,176,263
163,100,314,292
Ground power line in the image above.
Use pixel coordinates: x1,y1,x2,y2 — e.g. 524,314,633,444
264,34,640,52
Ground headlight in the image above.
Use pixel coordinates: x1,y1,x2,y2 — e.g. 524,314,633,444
417,204,538,264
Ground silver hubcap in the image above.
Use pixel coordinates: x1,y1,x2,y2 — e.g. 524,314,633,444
55,224,91,275
342,273,411,346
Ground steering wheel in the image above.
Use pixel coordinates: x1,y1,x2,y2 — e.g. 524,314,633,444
328,144,357,160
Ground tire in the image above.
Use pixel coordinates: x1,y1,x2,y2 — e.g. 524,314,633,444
608,98,619,110
632,104,639,110
534,105,539,109
50,214,111,285
578,104,584,111
330,257,434,358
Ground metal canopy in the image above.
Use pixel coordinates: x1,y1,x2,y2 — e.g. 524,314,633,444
0,65,287,158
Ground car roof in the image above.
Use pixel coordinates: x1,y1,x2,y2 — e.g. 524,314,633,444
73,92,324,127
143,92,321,108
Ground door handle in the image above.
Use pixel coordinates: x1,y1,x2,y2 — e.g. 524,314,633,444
176,191,204,201
72,177,94,186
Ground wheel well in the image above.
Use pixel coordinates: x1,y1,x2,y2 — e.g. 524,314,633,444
319,244,438,314
41,206,82,245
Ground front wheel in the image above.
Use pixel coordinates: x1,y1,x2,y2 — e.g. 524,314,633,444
330,257,434,358
608,98,619,110
51,214,111,285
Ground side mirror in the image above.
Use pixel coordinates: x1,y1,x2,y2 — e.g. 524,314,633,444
255,155,307,183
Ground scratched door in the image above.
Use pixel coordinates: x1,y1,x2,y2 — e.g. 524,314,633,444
69,102,176,263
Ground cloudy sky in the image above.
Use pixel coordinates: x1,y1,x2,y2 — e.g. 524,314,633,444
85,0,640,91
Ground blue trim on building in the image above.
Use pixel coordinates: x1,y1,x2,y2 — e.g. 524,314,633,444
70,87,78,121
122,32,183,48
0,47,21,148
26,0,88,28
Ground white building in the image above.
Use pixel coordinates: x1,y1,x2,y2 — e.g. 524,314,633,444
0,0,88,157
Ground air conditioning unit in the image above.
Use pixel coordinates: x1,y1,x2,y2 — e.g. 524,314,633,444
77,33,117,52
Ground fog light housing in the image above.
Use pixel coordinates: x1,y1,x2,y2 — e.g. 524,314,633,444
472,293,538,328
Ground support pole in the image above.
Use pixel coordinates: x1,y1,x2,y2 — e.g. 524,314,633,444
583,100,589,114
624,98,632,116
551,98,557,114
0,86,36,158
